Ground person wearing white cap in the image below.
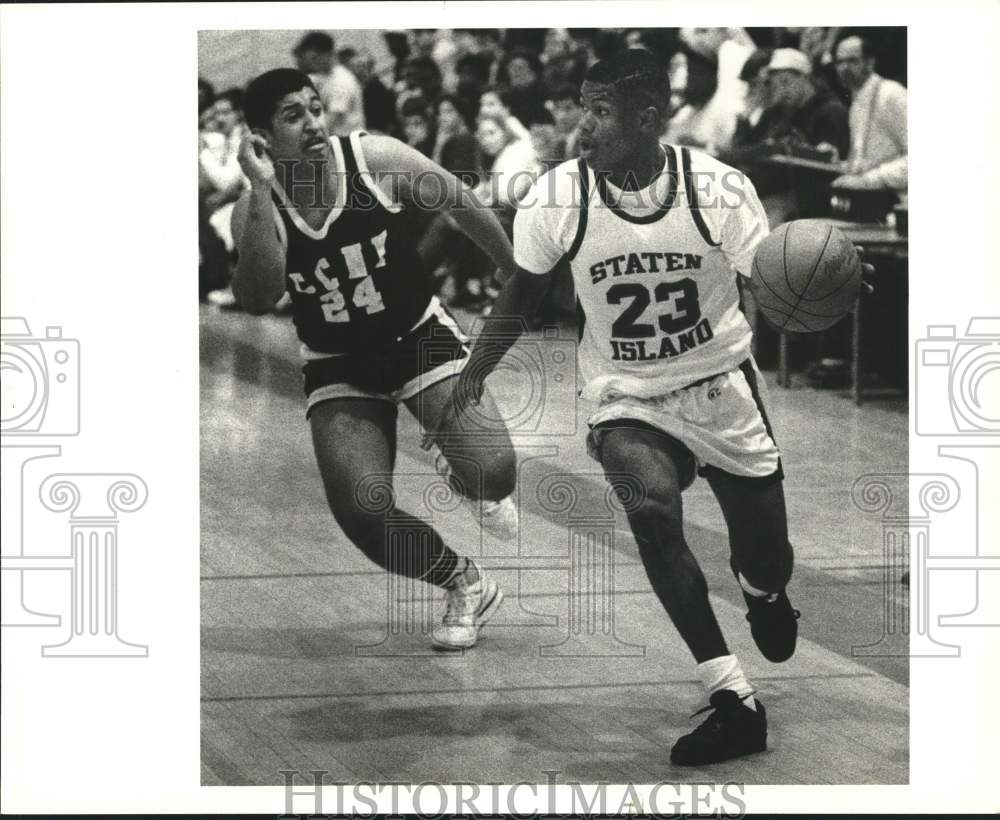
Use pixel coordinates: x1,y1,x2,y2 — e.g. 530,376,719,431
768,47,813,76
765,48,849,161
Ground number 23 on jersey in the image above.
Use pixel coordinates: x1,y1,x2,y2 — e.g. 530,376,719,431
288,230,388,324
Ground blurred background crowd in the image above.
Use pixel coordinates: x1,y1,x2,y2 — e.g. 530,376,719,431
199,26,907,383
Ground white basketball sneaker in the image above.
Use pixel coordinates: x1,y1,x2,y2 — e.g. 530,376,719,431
431,574,504,650
434,452,519,540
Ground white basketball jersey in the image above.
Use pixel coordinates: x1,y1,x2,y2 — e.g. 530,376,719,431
514,145,770,401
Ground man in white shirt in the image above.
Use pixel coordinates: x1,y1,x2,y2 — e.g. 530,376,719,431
293,31,365,137
831,34,907,191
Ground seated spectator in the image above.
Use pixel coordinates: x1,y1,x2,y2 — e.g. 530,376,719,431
399,55,443,108
798,27,843,98
499,48,553,127
478,87,531,143
454,52,494,122
408,28,438,59
345,49,398,136
198,79,229,302
382,30,411,88
664,48,738,153
409,29,460,93
730,48,773,148
548,83,583,158
831,33,907,191
680,27,755,117
764,48,849,160
337,46,357,69
442,112,538,308
540,28,579,89
718,49,848,226
198,78,216,127
420,96,486,308
199,88,249,257
432,95,480,182
475,112,540,210
453,28,502,77
399,95,436,157
293,31,365,135
567,28,600,69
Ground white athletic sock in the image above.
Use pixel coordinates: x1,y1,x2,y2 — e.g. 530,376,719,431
739,572,778,602
696,654,757,711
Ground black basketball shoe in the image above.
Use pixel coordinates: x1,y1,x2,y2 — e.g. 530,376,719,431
742,587,800,663
670,690,767,766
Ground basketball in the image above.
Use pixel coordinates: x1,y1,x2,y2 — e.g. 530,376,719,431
750,220,862,333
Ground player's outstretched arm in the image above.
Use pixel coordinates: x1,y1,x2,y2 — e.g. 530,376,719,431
231,135,286,315
361,134,516,279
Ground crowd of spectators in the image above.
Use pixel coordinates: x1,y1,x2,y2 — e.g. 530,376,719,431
199,26,907,315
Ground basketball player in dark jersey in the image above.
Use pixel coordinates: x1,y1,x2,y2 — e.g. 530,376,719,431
434,50,815,762
231,68,516,650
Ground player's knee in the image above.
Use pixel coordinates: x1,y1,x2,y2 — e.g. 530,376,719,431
440,443,516,501
481,446,517,501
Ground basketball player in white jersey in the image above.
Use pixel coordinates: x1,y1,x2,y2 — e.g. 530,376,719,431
435,50,799,763
232,69,519,650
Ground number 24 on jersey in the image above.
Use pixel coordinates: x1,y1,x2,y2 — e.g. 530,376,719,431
288,230,387,323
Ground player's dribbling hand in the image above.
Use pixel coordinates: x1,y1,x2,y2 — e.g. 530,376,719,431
856,246,876,296
238,134,276,187
419,371,485,452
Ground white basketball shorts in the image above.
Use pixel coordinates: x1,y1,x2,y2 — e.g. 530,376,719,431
586,357,783,488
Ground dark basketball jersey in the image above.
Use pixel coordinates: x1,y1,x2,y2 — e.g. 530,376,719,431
271,132,434,355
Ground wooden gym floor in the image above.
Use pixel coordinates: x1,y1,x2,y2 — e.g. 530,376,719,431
200,304,908,785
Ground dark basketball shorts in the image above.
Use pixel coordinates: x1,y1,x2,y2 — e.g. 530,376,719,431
302,297,469,416
585,358,784,490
